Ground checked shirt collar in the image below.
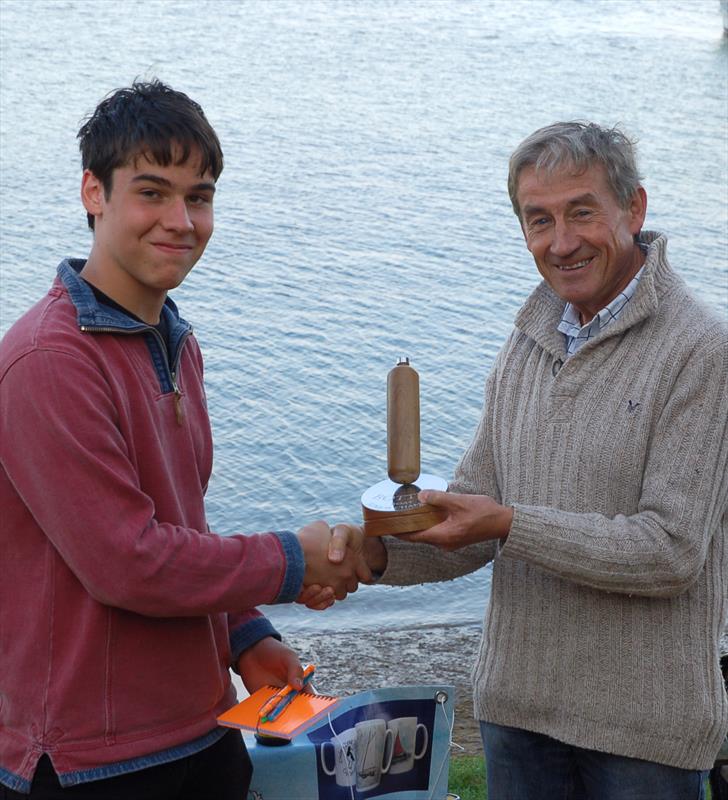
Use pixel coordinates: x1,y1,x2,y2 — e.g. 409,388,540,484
557,264,645,357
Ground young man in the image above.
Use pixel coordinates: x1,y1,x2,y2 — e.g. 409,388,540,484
0,80,367,799
362,122,728,798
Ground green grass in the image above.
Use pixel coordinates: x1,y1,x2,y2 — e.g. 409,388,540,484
447,755,487,800
446,755,714,799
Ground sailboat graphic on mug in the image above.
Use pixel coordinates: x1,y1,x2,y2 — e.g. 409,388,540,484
386,717,429,775
320,727,357,787
391,730,407,764
354,720,393,791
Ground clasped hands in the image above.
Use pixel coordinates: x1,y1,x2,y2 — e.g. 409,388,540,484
296,490,513,610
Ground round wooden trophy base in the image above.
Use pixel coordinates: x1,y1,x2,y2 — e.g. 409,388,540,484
361,474,448,537
362,505,445,537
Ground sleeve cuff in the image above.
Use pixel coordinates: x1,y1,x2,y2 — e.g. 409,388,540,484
229,616,281,667
498,504,540,562
271,530,305,603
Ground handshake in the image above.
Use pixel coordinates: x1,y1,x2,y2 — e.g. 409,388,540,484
292,489,514,609
295,520,387,611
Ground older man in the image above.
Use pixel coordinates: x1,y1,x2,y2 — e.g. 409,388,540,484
363,122,728,799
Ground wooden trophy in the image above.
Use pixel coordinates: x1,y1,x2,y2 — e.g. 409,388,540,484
361,358,447,536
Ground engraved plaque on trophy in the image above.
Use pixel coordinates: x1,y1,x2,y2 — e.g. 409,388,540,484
361,358,448,537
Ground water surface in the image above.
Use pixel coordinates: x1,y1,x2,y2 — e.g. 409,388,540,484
1,0,726,635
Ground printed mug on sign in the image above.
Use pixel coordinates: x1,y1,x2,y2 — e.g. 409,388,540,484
386,716,428,774
320,726,357,787
354,719,394,792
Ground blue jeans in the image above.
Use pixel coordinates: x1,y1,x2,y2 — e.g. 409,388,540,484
480,721,707,800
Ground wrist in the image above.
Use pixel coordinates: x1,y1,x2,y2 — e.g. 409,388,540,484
499,504,514,539
364,536,388,574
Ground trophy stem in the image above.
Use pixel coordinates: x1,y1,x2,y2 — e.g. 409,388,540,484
387,357,420,484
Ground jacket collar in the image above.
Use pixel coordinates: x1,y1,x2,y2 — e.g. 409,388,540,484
56,258,191,339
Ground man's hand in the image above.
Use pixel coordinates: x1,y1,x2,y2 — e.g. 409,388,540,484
236,636,307,695
324,523,388,574
399,490,514,551
296,584,335,610
297,523,382,609
297,521,373,601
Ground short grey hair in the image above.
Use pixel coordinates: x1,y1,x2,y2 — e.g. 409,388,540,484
507,121,643,219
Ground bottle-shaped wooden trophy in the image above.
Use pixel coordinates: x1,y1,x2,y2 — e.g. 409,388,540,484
361,358,448,536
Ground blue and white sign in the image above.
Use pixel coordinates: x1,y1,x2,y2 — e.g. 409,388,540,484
244,685,455,800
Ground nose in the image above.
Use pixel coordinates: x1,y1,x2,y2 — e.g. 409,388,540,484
549,219,579,258
161,197,193,232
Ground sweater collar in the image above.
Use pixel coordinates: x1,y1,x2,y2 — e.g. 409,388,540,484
514,231,679,359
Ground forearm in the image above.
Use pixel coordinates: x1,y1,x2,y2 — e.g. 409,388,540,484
378,536,496,586
503,502,723,597
0,349,305,616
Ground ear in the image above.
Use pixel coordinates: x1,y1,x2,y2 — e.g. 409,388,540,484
628,186,647,235
81,170,105,220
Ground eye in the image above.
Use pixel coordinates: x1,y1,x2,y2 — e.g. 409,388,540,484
574,208,592,219
187,193,213,207
139,189,161,200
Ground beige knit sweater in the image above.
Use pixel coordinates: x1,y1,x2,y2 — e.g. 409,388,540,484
381,232,728,770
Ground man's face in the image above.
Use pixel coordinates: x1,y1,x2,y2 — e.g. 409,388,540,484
516,162,647,323
81,146,215,319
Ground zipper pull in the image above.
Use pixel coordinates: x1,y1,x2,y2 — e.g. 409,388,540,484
173,381,184,425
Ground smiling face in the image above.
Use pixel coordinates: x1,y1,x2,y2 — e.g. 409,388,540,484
516,162,647,324
80,146,216,323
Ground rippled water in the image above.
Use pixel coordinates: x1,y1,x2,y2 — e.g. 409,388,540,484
1,0,726,635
